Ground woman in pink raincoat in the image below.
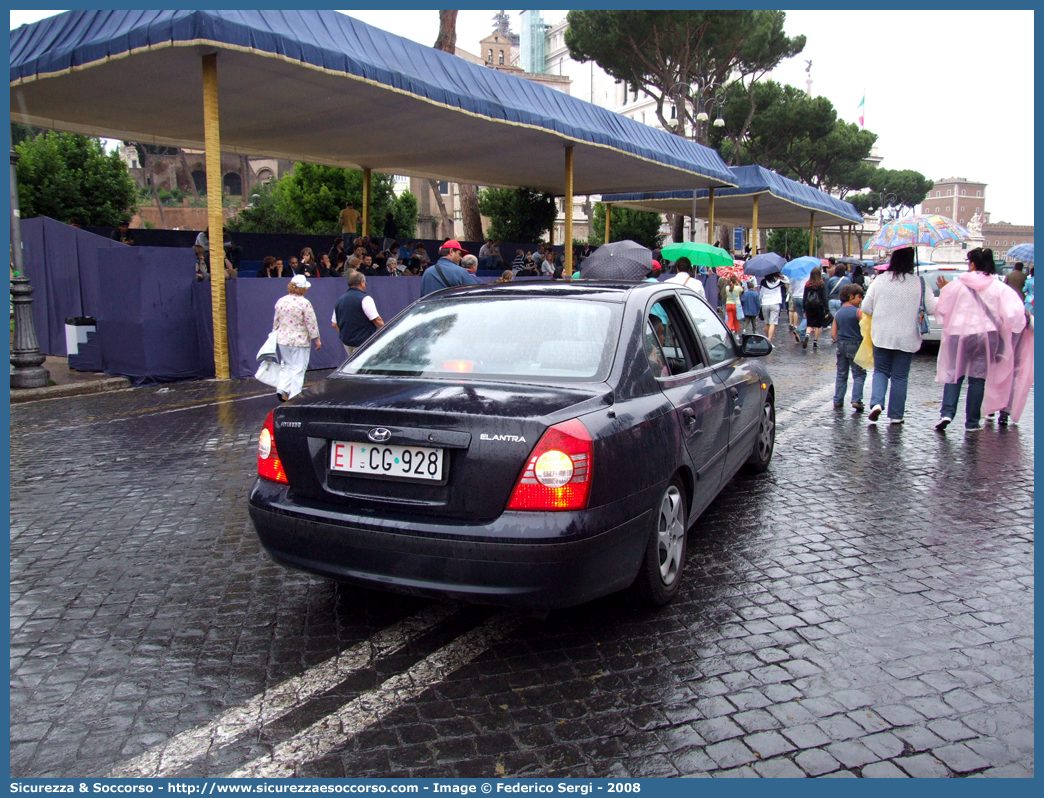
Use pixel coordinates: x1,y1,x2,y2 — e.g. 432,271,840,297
933,247,1031,432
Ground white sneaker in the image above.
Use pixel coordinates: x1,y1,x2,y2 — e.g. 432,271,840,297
890,418,904,424
868,404,883,421
935,417,952,432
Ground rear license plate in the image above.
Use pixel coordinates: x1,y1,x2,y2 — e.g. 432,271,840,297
328,441,444,481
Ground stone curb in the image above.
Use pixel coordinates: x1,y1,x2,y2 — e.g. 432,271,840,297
10,376,132,404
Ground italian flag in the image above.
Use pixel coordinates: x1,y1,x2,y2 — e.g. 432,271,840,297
858,93,865,128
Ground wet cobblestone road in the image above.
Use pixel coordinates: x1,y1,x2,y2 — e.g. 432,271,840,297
10,336,1034,778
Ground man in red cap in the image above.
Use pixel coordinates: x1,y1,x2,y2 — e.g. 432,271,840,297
420,239,480,296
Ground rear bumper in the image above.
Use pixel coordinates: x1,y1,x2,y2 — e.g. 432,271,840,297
247,479,652,609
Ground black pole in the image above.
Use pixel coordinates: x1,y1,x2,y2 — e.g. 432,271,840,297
10,149,50,389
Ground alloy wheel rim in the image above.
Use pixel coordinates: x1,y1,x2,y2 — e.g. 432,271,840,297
657,486,685,585
758,404,775,459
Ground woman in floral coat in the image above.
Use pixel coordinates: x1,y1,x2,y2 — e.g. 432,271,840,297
272,274,322,401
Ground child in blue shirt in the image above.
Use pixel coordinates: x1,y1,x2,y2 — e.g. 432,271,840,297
831,283,866,411
739,279,762,334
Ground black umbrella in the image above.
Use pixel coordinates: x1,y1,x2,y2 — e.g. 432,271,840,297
579,240,653,281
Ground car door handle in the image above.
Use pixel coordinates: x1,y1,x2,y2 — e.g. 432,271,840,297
682,408,699,428
730,387,739,399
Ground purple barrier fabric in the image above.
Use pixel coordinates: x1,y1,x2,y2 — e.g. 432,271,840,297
76,229,124,318
96,247,206,384
19,217,125,355
191,282,216,380
21,217,80,355
225,276,427,379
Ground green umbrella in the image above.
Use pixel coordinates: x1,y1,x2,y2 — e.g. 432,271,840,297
661,242,734,270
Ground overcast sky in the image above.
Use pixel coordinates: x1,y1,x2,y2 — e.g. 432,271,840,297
10,8,1035,222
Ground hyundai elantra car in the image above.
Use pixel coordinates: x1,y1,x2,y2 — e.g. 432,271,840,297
248,281,775,610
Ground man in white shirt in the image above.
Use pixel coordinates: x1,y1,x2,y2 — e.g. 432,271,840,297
332,271,384,356
664,257,706,299
789,271,810,343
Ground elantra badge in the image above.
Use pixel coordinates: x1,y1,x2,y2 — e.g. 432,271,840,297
368,428,392,443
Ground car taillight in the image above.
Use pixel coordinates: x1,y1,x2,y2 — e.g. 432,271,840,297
257,410,289,484
506,418,592,511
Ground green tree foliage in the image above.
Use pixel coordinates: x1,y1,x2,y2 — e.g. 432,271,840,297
711,81,878,198
846,169,934,218
565,11,804,143
766,228,822,261
277,163,397,235
477,188,557,242
15,132,137,226
588,203,665,250
389,191,418,240
227,163,401,235
225,182,298,234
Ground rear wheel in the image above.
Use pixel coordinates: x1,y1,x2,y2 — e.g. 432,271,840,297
744,399,775,473
633,476,687,607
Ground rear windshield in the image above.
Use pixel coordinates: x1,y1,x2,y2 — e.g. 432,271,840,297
340,296,621,381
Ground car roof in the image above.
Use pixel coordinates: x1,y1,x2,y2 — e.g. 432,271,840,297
422,280,676,303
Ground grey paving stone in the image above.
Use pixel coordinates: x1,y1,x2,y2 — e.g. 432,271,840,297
926,718,976,742
753,757,806,778
780,724,832,750
704,739,756,770
816,714,865,741
932,742,991,773
743,730,795,759
861,761,909,778
794,748,842,776
693,716,744,744
896,753,952,778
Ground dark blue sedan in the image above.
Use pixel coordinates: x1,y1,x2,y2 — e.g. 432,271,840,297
248,281,775,610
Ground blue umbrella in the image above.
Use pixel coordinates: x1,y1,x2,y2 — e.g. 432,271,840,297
743,252,786,278
1008,243,1034,262
781,255,822,280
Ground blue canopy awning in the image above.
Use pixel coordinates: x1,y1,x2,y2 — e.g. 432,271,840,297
10,10,736,195
602,165,863,227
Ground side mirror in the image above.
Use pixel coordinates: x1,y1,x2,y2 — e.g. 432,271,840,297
741,334,773,357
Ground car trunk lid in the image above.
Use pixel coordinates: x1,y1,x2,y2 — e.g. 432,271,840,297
272,376,607,520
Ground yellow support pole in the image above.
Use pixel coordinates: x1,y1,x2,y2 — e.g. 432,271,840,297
690,187,697,243
751,195,760,256
564,145,574,276
707,187,716,245
362,168,371,236
604,202,611,243
202,53,229,381
808,212,815,256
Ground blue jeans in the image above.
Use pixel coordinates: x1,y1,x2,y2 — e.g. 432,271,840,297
792,298,806,336
941,377,986,428
834,341,866,405
869,347,914,420
829,298,842,316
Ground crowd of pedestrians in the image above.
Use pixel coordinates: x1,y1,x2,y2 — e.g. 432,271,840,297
261,212,1035,420
710,247,1033,433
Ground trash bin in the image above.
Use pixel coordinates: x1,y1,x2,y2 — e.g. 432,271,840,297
64,316,96,356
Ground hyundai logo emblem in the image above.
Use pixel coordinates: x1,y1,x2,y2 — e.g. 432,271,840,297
368,428,392,443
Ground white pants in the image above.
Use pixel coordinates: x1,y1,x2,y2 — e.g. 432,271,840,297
277,344,310,399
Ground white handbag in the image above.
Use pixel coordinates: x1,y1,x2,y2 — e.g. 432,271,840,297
254,359,282,388
256,330,279,362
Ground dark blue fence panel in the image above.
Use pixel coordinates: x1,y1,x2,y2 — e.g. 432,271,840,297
96,247,204,384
